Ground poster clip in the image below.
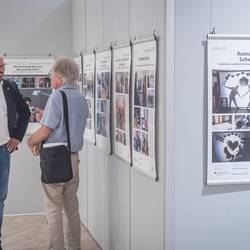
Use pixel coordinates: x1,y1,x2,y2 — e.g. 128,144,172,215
48,53,52,57
129,37,134,46
153,30,158,40
210,27,216,35
3,53,7,57
110,41,116,50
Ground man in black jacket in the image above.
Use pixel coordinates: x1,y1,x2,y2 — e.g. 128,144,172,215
0,55,30,250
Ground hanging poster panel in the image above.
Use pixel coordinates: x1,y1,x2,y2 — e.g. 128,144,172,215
113,46,131,162
74,56,83,93
95,50,111,152
4,58,54,134
208,35,250,185
83,53,95,143
132,40,157,179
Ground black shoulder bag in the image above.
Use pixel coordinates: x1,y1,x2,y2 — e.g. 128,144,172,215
40,91,73,184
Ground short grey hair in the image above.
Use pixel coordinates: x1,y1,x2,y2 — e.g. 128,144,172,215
52,57,79,85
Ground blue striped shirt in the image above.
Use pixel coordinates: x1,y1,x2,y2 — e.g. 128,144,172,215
40,84,88,152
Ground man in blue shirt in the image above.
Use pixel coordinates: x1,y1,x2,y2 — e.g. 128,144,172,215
27,57,88,250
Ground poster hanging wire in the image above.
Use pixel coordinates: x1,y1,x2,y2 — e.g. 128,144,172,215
131,30,158,45
111,41,131,50
81,50,94,56
94,47,111,53
3,54,55,59
129,38,134,167
109,42,114,156
93,49,97,146
207,34,250,40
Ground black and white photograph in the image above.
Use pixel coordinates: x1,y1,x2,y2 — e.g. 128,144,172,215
134,129,149,156
115,130,126,145
86,99,92,119
134,107,148,132
235,115,250,130
115,95,126,131
212,70,250,114
83,73,94,98
97,100,108,113
133,130,142,152
21,77,36,88
212,115,233,130
115,72,129,94
97,113,107,137
36,77,51,88
134,71,147,107
212,131,250,162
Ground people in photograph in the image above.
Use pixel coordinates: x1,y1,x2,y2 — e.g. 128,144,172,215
27,57,89,250
24,97,44,123
134,108,141,129
21,77,35,88
212,81,220,111
115,72,122,93
142,133,149,156
224,85,240,109
24,97,36,122
241,85,250,109
0,55,30,250
134,131,141,152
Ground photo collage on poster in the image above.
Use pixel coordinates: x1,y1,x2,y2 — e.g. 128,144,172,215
4,75,52,123
206,37,250,184
132,40,157,179
113,46,131,162
83,54,95,143
95,50,111,151
212,70,250,163
80,39,157,179
4,58,54,124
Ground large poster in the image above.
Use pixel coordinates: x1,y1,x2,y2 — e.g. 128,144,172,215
95,50,111,152
132,40,157,179
4,58,54,134
208,35,250,185
113,46,131,162
74,56,83,93
83,53,95,143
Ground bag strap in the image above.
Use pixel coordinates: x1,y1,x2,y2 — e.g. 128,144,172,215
60,90,71,152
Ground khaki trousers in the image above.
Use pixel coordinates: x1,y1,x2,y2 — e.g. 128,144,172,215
42,153,81,250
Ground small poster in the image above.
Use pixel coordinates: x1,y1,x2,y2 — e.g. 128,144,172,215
74,56,83,92
83,53,95,143
4,58,54,134
132,40,157,179
113,46,131,162
95,50,111,152
208,35,250,185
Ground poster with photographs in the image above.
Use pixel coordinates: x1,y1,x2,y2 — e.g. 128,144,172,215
74,56,83,93
113,46,131,162
208,35,250,185
4,58,54,134
95,50,111,152
83,53,95,143
132,40,157,179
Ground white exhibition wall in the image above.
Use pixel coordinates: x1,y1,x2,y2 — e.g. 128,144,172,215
73,0,166,250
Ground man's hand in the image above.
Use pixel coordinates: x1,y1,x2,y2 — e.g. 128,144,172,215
28,144,41,156
6,138,20,153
